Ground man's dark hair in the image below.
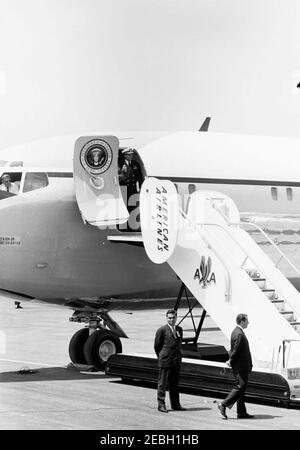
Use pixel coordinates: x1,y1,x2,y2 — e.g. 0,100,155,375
236,313,248,324
166,309,177,317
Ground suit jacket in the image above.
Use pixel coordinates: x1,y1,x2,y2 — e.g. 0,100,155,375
229,326,252,372
154,324,183,368
121,160,140,191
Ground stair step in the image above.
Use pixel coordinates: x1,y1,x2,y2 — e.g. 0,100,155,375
271,300,285,312
252,278,267,288
291,322,300,332
261,289,278,299
281,311,295,321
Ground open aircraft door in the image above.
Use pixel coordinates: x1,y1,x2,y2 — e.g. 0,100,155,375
74,136,129,226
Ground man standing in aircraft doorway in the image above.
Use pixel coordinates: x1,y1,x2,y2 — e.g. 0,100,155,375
120,148,143,230
154,309,186,413
121,149,142,206
217,313,254,419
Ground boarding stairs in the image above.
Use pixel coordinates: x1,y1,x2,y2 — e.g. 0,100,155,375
139,179,300,372
246,270,300,334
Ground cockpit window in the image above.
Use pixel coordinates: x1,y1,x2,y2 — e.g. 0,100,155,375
23,172,49,193
0,171,22,198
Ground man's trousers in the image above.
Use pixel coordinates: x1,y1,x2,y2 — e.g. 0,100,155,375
157,365,180,408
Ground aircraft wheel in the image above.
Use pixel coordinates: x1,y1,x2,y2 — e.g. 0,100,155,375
68,328,89,365
83,330,122,370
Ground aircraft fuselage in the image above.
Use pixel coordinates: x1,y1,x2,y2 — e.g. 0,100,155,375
1,131,300,300
0,178,178,300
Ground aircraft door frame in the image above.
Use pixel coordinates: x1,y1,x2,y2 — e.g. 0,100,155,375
74,136,129,227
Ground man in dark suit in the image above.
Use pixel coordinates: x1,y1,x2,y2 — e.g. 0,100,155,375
121,149,142,200
218,313,254,419
154,309,186,413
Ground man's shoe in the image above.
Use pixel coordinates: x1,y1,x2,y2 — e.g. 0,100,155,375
217,403,227,419
171,405,186,411
158,405,168,413
237,413,254,419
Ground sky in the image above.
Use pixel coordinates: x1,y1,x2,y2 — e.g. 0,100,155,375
0,0,300,150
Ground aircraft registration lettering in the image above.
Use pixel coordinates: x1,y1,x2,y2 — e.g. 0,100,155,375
0,236,21,246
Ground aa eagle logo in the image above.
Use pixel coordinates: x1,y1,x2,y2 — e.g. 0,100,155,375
194,256,216,288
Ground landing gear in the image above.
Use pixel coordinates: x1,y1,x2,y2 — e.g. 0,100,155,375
68,303,128,370
68,327,89,365
83,330,122,370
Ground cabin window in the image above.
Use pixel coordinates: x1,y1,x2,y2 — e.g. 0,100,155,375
286,188,293,201
271,187,278,201
23,172,49,193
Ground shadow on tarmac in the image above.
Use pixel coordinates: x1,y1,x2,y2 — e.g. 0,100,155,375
0,366,117,383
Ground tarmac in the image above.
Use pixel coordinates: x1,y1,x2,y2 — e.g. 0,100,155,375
1,292,300,431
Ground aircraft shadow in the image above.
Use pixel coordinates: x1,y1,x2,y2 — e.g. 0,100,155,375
0,366,115,383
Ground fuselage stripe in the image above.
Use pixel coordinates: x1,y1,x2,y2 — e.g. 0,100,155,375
153,176,300,187
47,172,73,178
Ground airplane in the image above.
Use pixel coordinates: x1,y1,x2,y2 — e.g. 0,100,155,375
1,120,300,370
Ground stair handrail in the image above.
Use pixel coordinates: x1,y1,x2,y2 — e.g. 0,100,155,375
210,201,300,279
178,207,232,303
199,219,300,327
239,221,300,277
196,222,252,266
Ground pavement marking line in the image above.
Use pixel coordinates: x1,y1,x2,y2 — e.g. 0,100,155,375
0,358,57,367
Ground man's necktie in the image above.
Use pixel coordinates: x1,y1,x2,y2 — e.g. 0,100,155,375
6,186,9,193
